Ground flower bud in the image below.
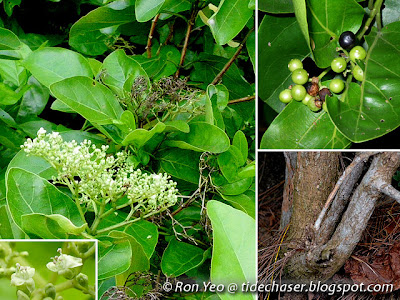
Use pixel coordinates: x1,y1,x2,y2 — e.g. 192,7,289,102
43,297,54,300
45,283,56,299
17,290,30,300
59,269,74,280
0,245,7,259
56,296,64,300
76,242,90,254
76,273,88,288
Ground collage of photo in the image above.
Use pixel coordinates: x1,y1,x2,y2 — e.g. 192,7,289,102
0,0,399,299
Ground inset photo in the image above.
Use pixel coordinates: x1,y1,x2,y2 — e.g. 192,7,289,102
0,240,96,300
258,152,400,299
258,0,400,149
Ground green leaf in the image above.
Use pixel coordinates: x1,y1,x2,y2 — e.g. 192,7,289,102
0,83,29,105
246,31,255,71
17,76,49,121
164,120,190,133
21,214,87,238
6,151,56,180
0,27,21,50
122,122,166,147
0,124,26,151
208,0,253,45
259,0,294,13
165,122,230,153
258,14,310,113
50,76,124,125
293,0,310,49
69,3,136,56
0,59,27,87
161,239,207,277
261,101,351,149
6,168,85,230
207,201,256,300
103,49,149,96
232,130,247,165
217,146,243,183
220,192,255,219
0,205,25,239
23,47,93,88
218,177,253,196
98,234,132,280
159,148,200,184
192,53,253,100
135,0,165,22
307,0,365,68
328,23,400,142
382,0,400,27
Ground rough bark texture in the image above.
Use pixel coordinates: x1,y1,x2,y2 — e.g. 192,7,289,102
286,152,341,243
280,152,297,230
283,152,400,281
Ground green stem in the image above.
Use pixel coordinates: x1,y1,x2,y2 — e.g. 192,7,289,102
90,201,106,234
83,244,96,260
357,0,384,39
318,67,331,80
96,209,167,235
368,0,374,10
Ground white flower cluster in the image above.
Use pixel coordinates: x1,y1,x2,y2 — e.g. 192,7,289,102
22,128,178,214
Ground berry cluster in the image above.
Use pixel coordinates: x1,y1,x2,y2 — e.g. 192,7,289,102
278,31,367,113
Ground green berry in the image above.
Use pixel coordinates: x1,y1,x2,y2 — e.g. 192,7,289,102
291,85,307,101
329,79,345,93
308,98,321,112
288,59,303,72
302,94,314,106
353,65,364,81
331,57,347,73
279,89,293,103
45,283,56,299
349,46,366,62
291,69,309,85
76,273,89,288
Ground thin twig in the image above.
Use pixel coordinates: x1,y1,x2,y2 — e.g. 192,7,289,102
357,0,384,39
175,2,198,78
211,28,254,85
146,14,160,58
228,95,255,104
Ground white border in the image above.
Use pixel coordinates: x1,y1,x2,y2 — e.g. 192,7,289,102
0,239,98,300
255,0,260,287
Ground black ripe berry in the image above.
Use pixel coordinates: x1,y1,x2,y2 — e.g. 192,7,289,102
339,31,356,50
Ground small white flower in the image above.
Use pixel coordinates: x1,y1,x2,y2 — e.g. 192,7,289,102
11,264,35,287
46,249,83,274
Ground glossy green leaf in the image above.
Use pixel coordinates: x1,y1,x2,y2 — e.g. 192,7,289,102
207,201,256,300
0,59,27,87
17,76,49,121
328,23,400,142
307,0,365,68
192,53,253,99
246,31,255,71
166,122,230,153
220,192,255,219
98,234,132,280
23,47,93,88
164,120,190,133
208,0,253,45
135,0,164,22
0,124,26,151
233,130,247,165
258,14,310,113
161,239,206,277
69,3,136,56
50,76,124,125
0,205,25,239
259,0,294,13
103,49,148,96
6,168,85,230
217,146,243,183
122,122,166,147
7,151,56,180
0,27,21,50
261,101,351,149
218,177,253,196
21,213,87,238
159,148,200,184
293,0,310,49
0,83,29,105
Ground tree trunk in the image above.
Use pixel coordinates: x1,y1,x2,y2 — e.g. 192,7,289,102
282,152,400,281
